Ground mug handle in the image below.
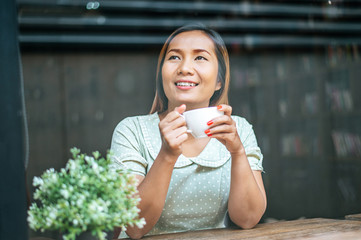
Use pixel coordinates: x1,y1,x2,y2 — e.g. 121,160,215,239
179,114,192,133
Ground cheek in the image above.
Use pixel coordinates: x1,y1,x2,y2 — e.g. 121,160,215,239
161,65,173,96
203,61,217,76
161,66,167,81
161,64,174,83
199,66,218,84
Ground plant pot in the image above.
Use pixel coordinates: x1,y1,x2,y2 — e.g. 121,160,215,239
69,230,114,240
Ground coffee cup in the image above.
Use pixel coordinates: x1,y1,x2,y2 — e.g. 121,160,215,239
182,106,224,138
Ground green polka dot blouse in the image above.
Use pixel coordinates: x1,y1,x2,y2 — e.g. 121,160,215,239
110,112,263,238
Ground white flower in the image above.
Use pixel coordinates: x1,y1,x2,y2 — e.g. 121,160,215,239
92,162,100,175
76,197,84,207
45,215,53,227
85,156,95,164
89,201,98,212
92,162,98,170
50,173,58,183
67,160,77,172
46,168,55,174
33,177,44,186
136,218,146,228
73,219,79,226
48,208,57,220
60,189,70,199
27,212,35,228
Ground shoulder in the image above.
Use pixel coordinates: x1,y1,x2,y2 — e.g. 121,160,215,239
231,115,253,129
114,113,158,131
231,115,258,141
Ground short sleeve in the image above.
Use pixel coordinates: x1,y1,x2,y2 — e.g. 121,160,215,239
110,117,148,176
233,116,264,172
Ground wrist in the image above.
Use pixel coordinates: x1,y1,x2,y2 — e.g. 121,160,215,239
230,148,246,159
158,147,180,165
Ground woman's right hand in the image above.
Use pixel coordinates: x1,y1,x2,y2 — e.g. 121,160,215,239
159,104,188,161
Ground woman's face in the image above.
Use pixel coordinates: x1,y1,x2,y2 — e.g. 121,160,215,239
162,30,221,110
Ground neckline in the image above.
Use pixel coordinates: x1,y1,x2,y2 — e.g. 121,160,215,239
182,138,212,159
147,112,230,168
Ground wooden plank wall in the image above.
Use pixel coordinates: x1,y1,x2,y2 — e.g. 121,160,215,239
22,50,361,221
23,53,157,195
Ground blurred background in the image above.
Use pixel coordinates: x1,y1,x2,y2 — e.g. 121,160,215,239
17,0,361,235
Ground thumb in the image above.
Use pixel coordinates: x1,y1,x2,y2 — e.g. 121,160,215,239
175,104,186,114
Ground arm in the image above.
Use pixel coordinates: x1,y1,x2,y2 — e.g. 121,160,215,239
228,153,266,229
125,105,188,239
206,105,266,229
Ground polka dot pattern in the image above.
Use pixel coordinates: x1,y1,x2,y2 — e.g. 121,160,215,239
110,112,263,237
150,163,231,235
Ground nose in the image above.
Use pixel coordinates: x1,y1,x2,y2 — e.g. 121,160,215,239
177,58,194,75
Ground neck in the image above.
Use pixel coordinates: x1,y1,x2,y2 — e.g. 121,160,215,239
167,102,211,113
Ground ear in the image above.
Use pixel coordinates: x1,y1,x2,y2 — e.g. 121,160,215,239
215,80,222,91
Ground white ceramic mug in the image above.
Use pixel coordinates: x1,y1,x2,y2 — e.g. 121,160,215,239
182,106,224,138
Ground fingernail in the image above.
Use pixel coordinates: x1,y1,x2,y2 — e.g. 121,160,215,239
207,120,213,126
207,133,212,137
217,105,222,110
204,129,210,134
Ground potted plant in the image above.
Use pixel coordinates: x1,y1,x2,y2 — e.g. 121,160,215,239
28,148,145,240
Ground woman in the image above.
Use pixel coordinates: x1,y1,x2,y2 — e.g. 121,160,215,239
111,24,266,239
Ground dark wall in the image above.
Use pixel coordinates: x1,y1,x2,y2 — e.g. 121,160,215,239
23,52,157,187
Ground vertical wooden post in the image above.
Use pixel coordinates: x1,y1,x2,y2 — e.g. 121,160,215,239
0,0,28,239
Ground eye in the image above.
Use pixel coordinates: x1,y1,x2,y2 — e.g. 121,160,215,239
168,55,180,60
195,56,207,61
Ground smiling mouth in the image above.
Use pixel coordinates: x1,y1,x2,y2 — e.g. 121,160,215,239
175,82,198,87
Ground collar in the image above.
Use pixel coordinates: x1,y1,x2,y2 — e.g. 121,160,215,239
139,112,230,168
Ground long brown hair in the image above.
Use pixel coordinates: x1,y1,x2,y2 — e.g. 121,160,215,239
150,23,230,114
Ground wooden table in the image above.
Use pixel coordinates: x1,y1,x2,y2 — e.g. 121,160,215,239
345,213,361,221
135,218,361,240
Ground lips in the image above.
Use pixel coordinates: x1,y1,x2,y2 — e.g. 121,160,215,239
175,80,199,88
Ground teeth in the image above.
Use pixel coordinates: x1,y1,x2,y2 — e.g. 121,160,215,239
176,82,197,87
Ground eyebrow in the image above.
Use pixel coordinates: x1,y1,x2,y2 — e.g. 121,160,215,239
167,48,212,55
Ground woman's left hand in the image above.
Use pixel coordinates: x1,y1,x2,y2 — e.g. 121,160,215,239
206,105,245,156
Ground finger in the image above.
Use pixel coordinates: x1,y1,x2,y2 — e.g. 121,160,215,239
161,123,188,140
163,127,188,147
167,133,188,149
175,132,188,145
207,115,234,129
174,126,189,142
207,129,240,143
163,111,182,123
217,104,232,116
175,104,186,114
208,133,237,146
162,110,186,126
160,118,187,138
171,126,189,138
163,104,186,124
206,124,234,136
